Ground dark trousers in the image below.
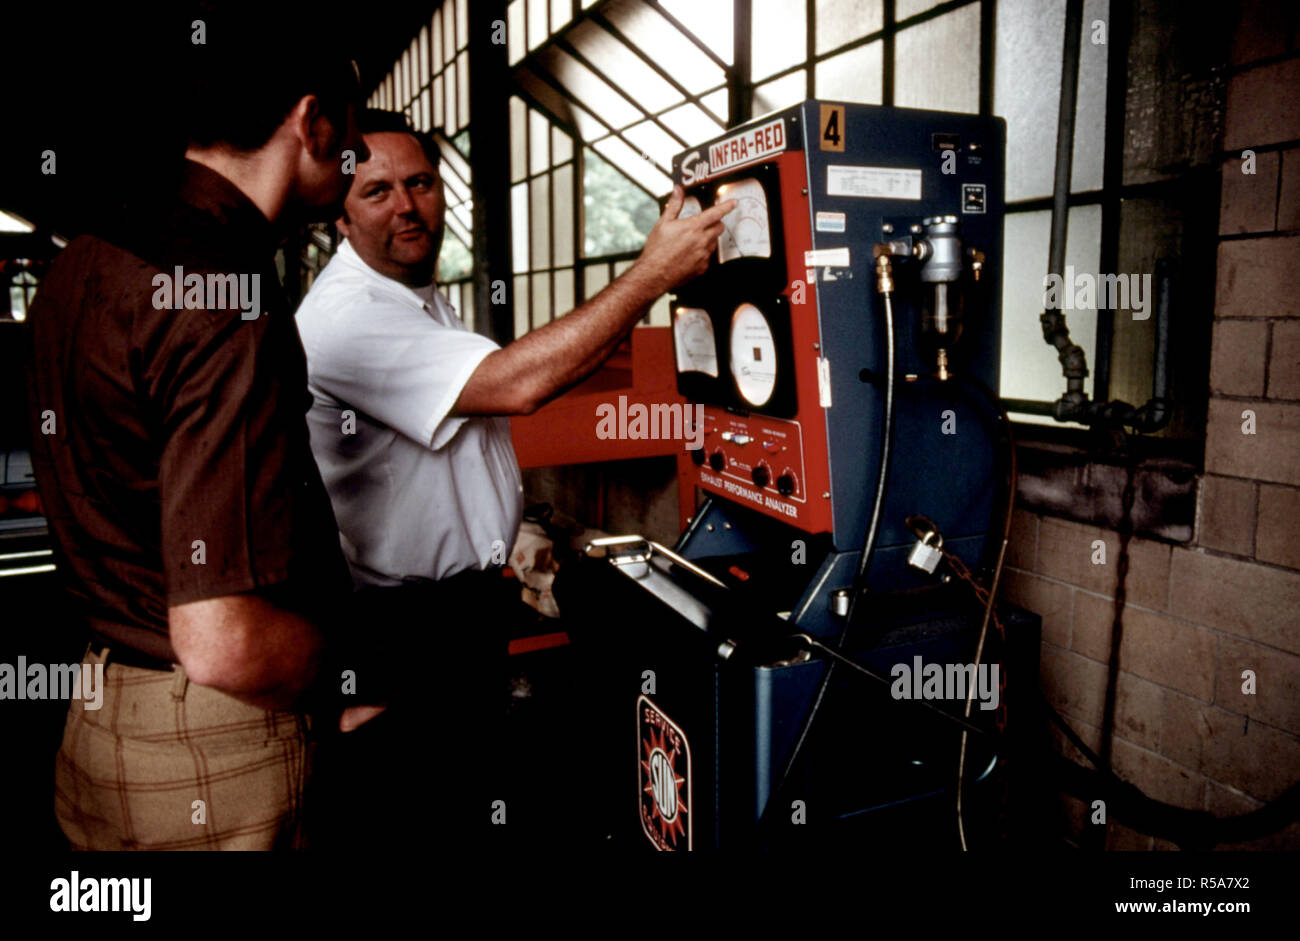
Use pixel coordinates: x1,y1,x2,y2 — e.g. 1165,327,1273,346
307,569,509,852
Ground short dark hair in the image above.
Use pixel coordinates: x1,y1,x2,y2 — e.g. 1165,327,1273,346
183,3,362,152
358,109,442,170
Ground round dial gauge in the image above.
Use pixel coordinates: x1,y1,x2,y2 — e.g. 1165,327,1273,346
673,307,718,377
729,303,778,407
715,178,771,262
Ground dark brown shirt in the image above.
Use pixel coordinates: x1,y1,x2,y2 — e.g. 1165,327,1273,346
25,160,350,663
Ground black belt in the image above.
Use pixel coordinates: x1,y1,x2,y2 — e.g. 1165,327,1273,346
87,639,175,672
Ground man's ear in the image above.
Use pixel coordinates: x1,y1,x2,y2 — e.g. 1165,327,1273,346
292,94,336,160
335,213,350,239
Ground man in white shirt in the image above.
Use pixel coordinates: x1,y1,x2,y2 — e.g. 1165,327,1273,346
295,110,731,847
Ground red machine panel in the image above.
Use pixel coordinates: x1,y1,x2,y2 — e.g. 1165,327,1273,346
675,148,833,535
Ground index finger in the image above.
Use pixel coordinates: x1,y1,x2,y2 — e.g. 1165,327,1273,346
663,185,685,218
698,198,738,224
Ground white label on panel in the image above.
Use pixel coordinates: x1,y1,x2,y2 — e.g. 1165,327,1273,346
804,247,850,268
817,356,832,408
826,165,922,200
815,211,846,232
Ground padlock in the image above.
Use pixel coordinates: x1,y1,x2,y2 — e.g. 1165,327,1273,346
907,530,944,574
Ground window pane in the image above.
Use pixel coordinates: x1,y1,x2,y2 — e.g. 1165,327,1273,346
1000,206,1101,414
614,260,633,276
457,0,469,49
457,50,470,126
515,274,530,337
583,147,659,256
995,0,1109,201
420,25,429,82
531,172,551,269
512,183,530,273
659,0,733,64
542,48,641,130
530,109,550,176
1073,0,1109,192
895,5,980,115
648,293,670,326
603,0,726,94
897,0,946,19
439,136,473,187
751,0,806,81
444,3,457,61
552,126,573,165
420,88,432,131
554,267,575,317
623,120,681,171
553,164,575,267
583,262,610,300
446,63,458,133
658,102,724,148
434,74,444,127
700,87,728,124
511,97,528,182
433,10,443,72
529,0,548,51
437,231,473,281
753,69,805,115
452,129,471,161
567,20,684,113
815,41,882,104
593,136,673,195
532,272,551,327
816,0,882,54
508,0,524,65
461,283,475,332
551,0,571,34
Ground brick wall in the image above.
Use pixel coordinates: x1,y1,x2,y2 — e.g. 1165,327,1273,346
1002,0,1300,850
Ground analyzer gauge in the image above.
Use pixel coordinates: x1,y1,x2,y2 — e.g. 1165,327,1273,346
673,307,719,377
677,195,703,220
715,178,771,262
730,303,778,407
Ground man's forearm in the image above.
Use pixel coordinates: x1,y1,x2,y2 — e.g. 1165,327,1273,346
459,262,663,415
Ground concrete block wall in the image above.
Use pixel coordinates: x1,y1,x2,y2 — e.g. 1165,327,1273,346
1003,0,1300,850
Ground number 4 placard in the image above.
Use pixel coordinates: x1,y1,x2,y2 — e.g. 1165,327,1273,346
820,104,845,153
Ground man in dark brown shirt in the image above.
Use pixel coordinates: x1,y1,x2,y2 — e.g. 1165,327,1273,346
25,13,371,849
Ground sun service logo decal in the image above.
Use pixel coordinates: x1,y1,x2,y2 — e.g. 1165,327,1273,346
637,695,692,851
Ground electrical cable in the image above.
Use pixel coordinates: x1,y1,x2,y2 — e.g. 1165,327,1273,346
754,262,897,841
783,619,1300,849
953,376,1017,850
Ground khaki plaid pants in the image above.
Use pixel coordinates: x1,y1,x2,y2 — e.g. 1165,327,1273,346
54,645,313,850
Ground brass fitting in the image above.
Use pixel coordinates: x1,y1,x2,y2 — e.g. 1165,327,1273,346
874,253,894,295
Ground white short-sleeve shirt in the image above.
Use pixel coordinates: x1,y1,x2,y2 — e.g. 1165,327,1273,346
296,237,523,587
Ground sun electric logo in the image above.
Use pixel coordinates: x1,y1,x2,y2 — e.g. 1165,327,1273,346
637,695,692,851
681,150,707,186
